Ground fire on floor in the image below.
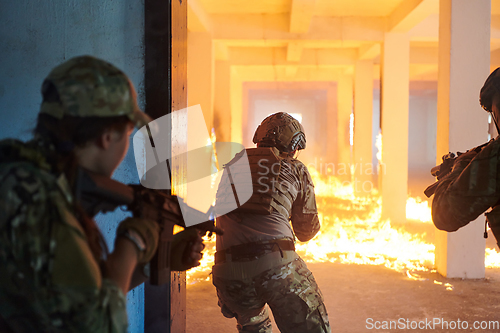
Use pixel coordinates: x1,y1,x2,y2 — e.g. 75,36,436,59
186,168,500,289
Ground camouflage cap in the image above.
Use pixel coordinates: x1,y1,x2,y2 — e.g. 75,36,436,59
39,55,151,128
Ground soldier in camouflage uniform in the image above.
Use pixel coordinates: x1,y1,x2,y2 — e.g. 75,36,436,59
432,68,500,237
213,113,330,333
0,55,204,332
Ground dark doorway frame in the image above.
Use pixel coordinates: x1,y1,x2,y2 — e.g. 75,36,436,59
144,0,187,332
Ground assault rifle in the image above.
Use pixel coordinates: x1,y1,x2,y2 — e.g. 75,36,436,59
424,140,500,249
75,168,223,285
423,152,456,198
424,141,491,198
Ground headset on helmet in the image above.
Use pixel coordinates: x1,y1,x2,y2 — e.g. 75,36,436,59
480,67,500,113
480,67,500,134
252,112,306,153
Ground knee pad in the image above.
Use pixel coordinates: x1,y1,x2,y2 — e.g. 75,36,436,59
238,318,272,333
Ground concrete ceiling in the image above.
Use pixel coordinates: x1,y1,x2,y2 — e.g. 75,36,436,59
189,0,500,82
197,0,407,16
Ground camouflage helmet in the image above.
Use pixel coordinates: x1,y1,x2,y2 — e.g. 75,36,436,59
252,112,306,152
39,55,150,128
480,67,500,113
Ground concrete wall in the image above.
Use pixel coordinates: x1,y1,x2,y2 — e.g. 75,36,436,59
213,60,231,142
371,82,436,196
187,31,214,131
0,2,145,332
243,82,336,169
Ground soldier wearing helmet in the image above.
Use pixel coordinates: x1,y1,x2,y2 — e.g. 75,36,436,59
0,55,204,332
212,112,330,333
431,68,500,244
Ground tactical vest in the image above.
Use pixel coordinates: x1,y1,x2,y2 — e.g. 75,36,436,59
216,147,296,218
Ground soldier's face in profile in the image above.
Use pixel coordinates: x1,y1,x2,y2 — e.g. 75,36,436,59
80,122,134,177
103,123,134,176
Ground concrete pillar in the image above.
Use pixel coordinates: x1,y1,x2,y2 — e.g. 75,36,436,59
230,67,243,145
214,60,231,143
326,83,338,168
186,31,214,230
381,32,410,223
354,60,374,194
187,31,214,131
337,73,353,181
435,0,490,279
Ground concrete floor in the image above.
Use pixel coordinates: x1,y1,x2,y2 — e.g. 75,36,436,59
187,263,500,333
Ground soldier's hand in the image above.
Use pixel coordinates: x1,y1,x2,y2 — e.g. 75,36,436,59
170,228,205,271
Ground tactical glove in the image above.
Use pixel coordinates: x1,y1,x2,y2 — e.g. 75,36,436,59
116,217,160,264
170,228,204,271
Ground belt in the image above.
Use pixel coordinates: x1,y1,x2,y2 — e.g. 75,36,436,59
215,238,295,264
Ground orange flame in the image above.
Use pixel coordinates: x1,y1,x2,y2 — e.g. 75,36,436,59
296,169,434,274
186,167,500,285
186,233,216,284
406,196,432,223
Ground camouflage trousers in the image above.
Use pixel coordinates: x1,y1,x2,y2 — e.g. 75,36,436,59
212,251,330,333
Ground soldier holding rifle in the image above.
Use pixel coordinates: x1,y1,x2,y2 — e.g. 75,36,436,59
429,68,500,246
0,56,204,332
213,113,330,333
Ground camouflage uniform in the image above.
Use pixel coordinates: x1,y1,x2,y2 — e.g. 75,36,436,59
0,56,152,332
432,137,500,231
432,67,500,233
212,254,329,333
213,147,330,333
0,139,128,332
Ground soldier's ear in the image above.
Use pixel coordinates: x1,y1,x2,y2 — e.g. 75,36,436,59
96,128,114,150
